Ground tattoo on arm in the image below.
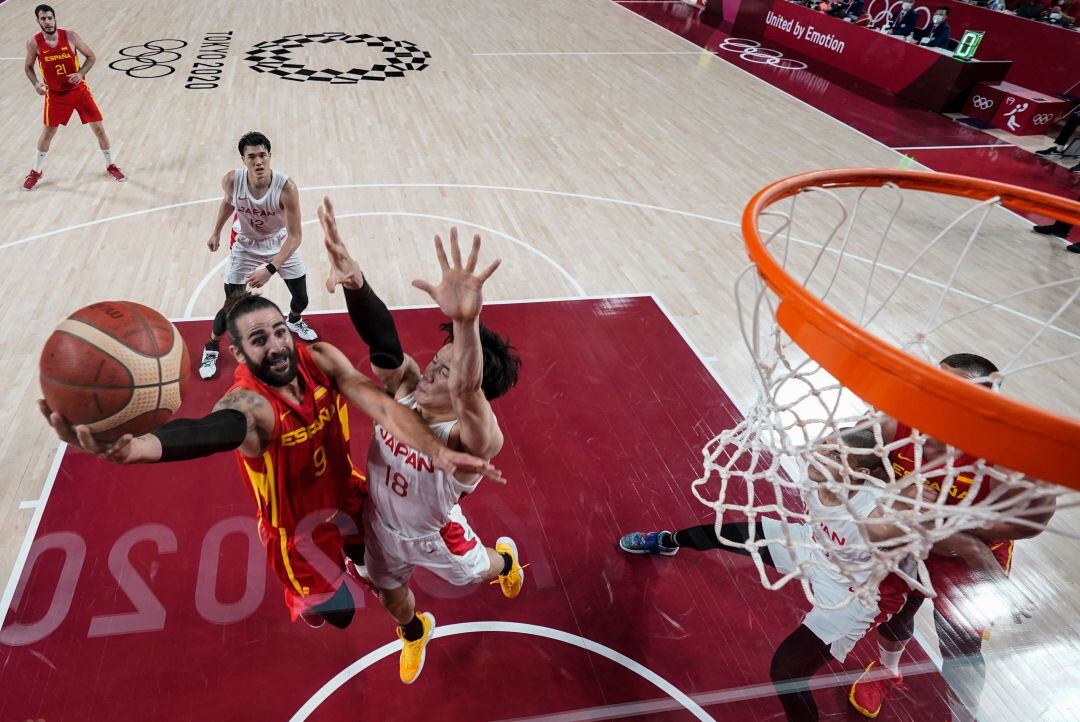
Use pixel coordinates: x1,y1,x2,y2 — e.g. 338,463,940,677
213,389,272,450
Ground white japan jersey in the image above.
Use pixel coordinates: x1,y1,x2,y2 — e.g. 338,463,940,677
367,394,481,537
231,168,288,244
803,485,879,586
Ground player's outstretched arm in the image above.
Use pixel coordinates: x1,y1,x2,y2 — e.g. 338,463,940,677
38,388,267,464
317,196,420,395
412,228,504,461
24,38,44,94
310,342,503,482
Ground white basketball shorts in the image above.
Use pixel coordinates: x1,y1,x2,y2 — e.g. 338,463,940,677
224,226,306,284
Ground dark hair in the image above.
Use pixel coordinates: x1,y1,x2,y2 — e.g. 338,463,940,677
34,4,55,17
225,293,283,343
940,352,998,388
935,6,949,13
836,426,881,472
238,131,271,157
440,322,521,400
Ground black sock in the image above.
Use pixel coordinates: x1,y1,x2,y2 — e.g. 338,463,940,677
288,313,301,323
401,614,425,642
659,531,678,549
204,338,219,351
499,551,513,576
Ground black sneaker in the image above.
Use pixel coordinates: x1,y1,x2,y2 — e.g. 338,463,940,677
1033,223,1071,239
1035,146,1064,157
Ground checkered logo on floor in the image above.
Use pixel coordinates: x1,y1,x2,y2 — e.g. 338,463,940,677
245,32,431,83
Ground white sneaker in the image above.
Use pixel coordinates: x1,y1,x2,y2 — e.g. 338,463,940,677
199,348,219,379
286,318,318,341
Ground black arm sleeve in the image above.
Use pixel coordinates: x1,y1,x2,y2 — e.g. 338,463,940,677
343,281,405,370
151,409,248,462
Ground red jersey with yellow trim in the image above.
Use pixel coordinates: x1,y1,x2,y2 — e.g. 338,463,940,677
228,343,366,598
889,420,1012,569
35,30,82,93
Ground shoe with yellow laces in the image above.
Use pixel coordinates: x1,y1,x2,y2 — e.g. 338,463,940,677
397,612,436,684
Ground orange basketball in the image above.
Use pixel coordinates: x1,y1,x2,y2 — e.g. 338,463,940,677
39,301,191,442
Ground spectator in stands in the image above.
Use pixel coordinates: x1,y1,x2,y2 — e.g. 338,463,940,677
827,0,865,19
1044,0,1076,24
1035,110,1079,171
888,0,920,36
915,7,952,47
1014,0,1050,18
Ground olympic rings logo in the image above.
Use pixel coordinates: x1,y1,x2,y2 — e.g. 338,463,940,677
716,38,808,71
1032,113,1056,125
970,95,994,110
109,39,188,79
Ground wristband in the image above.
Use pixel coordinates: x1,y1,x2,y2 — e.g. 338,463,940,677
266,263,278,275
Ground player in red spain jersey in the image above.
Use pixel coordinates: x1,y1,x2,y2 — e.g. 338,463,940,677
22,5,125,191
41,292,501,629
849,353,1056,721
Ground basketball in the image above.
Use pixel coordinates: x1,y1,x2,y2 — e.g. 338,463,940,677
39,301,191,442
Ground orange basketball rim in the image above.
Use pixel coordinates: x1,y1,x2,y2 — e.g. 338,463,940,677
741,168,1080,488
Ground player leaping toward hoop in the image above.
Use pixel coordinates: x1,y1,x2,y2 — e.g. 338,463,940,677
848,353,1056,722
22,4,125,191
41,292,500,631
319,197,524,684
620,426,925,722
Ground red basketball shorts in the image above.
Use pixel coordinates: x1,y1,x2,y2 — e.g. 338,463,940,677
44,84,103,127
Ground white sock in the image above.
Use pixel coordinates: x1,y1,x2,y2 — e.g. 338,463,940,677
102,149,113,166
33,150,47,172
879,645,902,676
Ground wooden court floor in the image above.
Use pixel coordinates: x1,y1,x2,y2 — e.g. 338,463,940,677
1,1,1077,719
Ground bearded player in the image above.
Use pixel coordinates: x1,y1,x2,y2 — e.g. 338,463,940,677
848,353,1056,722
41,292,500,630
22,4,125,191
318,198,524,684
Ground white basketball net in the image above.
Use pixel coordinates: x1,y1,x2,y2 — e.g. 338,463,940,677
693,179,1080,610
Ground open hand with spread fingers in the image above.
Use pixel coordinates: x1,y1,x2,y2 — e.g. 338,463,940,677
318,196,364,293
412,227,500,322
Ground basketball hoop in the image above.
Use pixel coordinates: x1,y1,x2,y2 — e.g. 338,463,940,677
694,169,1080,609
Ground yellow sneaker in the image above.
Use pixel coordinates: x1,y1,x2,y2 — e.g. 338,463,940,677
495,537,524,599
396,612,436,684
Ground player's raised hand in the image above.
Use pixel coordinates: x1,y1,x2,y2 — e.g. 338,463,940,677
38,399,148,464
412,228,500,322
318,196,364,293
431,446,506,484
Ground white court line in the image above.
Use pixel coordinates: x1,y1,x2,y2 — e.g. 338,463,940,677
0,443,66,628
18,500,40,510
289,620,715,722
5,180,1075,341
473,50,704,56
495,658,945,722
892,144,1014,151
182,211,586,317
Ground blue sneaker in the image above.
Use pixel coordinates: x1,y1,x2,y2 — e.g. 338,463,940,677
618,531,679,556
